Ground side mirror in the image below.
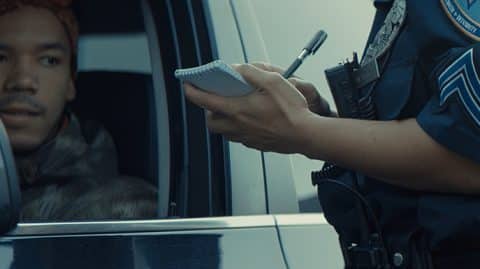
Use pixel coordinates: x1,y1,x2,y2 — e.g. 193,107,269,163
0,120,20,234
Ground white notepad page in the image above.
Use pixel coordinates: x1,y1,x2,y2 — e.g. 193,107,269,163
175,60,254,97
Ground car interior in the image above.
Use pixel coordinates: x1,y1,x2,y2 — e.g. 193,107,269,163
71,1,160,195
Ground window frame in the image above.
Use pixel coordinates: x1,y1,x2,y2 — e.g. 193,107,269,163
165,0,229,218
8,0,182,230
4,0,231,235
202,0,269,216
142,0,171,218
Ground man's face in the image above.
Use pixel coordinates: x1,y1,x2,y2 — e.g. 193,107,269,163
0,6,75,153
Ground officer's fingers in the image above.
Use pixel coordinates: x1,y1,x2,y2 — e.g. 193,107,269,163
233,64,287,93
206,111,239,134
288,77,317,92
224,134,244,144
248,63,305,81
241,139,267,152
288,78,320,98
249,62,285,74
184,83,236,115
207,111,227,121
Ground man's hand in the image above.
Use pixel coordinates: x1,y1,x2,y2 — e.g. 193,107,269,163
184,63,314,153
250,62,333,117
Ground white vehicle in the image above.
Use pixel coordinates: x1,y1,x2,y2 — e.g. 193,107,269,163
0,0,374,268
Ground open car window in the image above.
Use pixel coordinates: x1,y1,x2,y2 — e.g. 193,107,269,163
9,0,174,223
5,0,231,226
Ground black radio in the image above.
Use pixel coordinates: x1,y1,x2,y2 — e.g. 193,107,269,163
324,57,361,119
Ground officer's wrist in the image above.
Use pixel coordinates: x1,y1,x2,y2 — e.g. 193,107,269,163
291,110,323,158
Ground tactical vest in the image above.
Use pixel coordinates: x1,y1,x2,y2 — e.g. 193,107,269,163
315,0,479,268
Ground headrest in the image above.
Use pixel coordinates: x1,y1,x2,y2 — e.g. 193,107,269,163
71,71,156,183
73,1,145,35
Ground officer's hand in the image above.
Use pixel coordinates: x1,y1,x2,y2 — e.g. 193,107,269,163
184,63,315,153
250,62,333,117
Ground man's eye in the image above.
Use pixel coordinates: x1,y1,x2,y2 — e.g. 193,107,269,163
39,56,61,67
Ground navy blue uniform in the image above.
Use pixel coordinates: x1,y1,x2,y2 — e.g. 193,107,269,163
318,0,480,268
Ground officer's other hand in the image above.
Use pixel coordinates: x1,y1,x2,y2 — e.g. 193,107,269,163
184,63,315,153
250,62,332,117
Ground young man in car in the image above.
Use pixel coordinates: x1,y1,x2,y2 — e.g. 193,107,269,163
0,0,157,221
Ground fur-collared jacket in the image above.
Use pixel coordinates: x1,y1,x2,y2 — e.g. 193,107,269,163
17,114,157,222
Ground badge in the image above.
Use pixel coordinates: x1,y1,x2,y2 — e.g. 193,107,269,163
439,48,480,127
440,0,480,41
361,0,407,66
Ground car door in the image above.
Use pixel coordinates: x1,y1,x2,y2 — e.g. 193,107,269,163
0,1,293,268
210,0,346,267
0,0,351,268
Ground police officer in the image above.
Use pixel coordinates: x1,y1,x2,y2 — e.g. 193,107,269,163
185,0,480,268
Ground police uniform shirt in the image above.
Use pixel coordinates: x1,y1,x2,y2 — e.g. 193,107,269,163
321,0,480,267
369,0,480,166
417,45,480,165
379,0,480,262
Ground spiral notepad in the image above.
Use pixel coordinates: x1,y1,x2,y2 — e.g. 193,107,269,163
174,60,254,97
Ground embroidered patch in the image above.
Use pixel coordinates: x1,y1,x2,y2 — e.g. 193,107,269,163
440,0,480,41
439,49,480,126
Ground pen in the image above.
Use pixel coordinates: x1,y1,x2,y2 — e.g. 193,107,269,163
282,30,328,79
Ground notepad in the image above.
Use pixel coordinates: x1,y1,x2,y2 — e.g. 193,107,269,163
174,60,254,97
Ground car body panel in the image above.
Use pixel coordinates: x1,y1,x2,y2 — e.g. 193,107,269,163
203,0,268,216
0,230,286,269
229,0,300,215
0,0,347,268
275,214,344,268
1,215,290,269
224,1,344,267
0,214,343,269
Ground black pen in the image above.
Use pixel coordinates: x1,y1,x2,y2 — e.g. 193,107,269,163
282,30,328,79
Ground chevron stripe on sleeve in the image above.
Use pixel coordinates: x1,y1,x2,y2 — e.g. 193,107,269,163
439,48,480,127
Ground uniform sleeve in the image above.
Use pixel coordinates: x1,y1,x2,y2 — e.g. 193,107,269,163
417,44,480,164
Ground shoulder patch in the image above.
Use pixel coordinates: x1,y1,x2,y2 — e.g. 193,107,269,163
440,0,480,41
439,48,480,126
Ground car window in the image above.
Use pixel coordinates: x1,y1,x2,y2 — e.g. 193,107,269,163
2,0,268,226
70,0,229,221
8,0,174,223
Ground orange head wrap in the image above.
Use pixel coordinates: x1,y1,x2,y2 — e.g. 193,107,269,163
0,0,78,73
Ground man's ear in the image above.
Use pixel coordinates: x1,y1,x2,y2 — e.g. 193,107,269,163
66,78,76,101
